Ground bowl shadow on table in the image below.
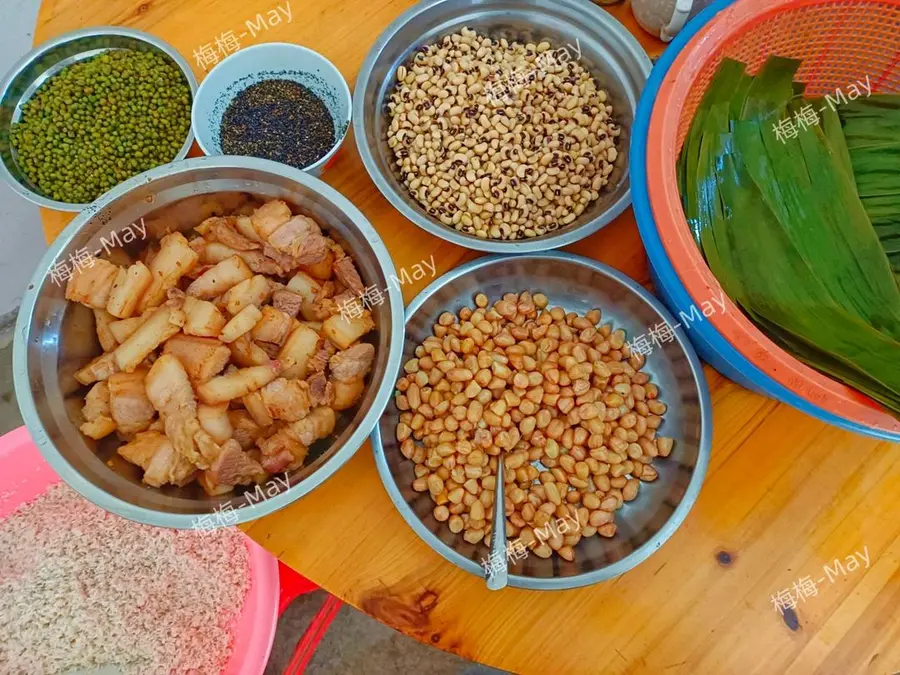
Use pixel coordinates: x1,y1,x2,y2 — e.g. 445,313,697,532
375,255,707,589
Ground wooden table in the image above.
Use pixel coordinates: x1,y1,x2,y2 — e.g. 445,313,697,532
34,1,900,673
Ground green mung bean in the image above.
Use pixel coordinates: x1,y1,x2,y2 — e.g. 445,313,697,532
10,49,192,204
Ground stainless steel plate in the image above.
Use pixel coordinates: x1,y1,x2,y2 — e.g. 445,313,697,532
354,0,652,253
372,253,712,590
0,27,198,211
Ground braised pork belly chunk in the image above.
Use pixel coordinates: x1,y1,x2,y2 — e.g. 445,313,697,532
66,199,377,495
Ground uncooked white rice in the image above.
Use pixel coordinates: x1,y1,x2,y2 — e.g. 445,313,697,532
0,483,250,675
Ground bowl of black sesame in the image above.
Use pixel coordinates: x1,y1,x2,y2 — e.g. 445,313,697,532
192,43,352,177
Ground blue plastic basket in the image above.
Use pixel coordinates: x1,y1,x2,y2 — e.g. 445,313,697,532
630,0,900,442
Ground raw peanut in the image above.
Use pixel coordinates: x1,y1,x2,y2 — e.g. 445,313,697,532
657,436,674,457
589,509,613,527
623,479,640,501
641,465,659,482
396,290,671,562
448,368,474,382
464,528,485,544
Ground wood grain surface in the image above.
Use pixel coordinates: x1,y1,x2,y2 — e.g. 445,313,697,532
34,1,900,673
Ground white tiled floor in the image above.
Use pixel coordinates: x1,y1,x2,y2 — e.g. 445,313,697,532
0,0,50,319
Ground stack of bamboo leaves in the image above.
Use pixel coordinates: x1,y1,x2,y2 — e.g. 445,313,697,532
678,56,900,416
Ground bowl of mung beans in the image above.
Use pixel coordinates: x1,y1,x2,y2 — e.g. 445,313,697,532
0,27,197,211
354,0,652,252
371,253,712,590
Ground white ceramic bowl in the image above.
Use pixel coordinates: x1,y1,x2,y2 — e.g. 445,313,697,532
192,43,351,176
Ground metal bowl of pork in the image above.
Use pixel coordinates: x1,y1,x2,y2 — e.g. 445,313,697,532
13,155,404,528
0,26,197,211
354,0,652,253
372,253,711,589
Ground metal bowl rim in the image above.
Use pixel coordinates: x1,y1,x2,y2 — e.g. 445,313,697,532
370,251,713,590
352,0,653,253
0,25,199,212
191,41,353,173
13,154,406,528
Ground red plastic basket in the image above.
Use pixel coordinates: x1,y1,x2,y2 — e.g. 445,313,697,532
646,0,900,435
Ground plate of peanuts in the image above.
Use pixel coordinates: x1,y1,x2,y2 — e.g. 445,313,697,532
372,252,712,590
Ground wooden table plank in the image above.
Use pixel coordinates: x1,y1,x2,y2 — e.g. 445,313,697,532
32,1,900,673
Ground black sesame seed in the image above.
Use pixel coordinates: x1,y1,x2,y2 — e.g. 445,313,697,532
220,79,336,170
